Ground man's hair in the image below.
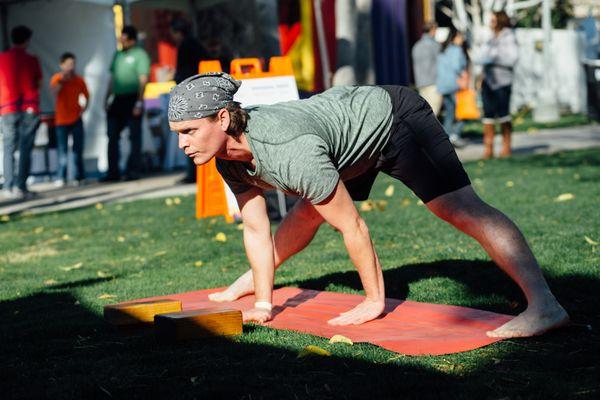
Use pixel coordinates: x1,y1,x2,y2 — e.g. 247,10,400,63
423,21,437,34
170,19,190,36
60,52,75,63
11,25,32,45
208,102,249,138
121,25,138,42
494,11,512,31
442,26,461,52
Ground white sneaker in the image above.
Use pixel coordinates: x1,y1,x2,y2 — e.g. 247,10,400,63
54,179,66,188
2,189,17,199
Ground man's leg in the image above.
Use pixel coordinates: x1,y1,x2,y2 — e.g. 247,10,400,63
16,112,40,191
426,185,569,338
209,198,325,302
72,119,86,181
125,115,142,179
55,124,69,182
106,114,125,179
1,113,20,192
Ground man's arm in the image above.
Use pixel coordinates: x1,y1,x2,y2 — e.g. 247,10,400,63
237,187,276,323
313,180,386,325
104,76,113,111
132,74,148,117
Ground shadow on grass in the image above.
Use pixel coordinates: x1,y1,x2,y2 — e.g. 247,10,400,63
288,259,599,323
1,261,598,399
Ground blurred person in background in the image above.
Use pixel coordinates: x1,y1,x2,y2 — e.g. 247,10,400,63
103,25,150,182
50,52,89,187
412,21,442,116
478,11,518,159
436,27,468,148
0,25,42,199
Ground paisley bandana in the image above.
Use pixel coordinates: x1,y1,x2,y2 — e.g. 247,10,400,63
167,72,242,122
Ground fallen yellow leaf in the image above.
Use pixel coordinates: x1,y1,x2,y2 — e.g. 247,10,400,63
97,271,112,278
95,203,103,210
401,198,411,207
97,294,117,300
43,279,58,286
194,261,204,267
214,232,227,242
117,236,126,242
584,236,598,246
329,335,353,345
298,345,331,358
416,200,424,206
237,223,244,230
173,197,181,205
154,250,167,257
34,226,44,234
165,198,173,206
0,215,10,222
209,218,217,225
375,200,388,211
360,200,374,212
384,185,394,197
555,193,575,202
62,234,71,241
506,181,514,188
60,262,83,272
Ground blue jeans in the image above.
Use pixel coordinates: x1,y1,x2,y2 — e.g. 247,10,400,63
442,93,464,141
56,119,85,181
1,111,40,190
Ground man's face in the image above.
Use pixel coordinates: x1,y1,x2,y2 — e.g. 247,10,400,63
170,114,229,165
60,58,75,74
170,29,183,46
120,34,136,50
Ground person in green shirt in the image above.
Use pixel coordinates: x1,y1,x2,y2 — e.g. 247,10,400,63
103,25,150,181
168,72,569,339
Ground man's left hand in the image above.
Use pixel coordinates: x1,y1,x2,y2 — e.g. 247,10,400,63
328,297,385,326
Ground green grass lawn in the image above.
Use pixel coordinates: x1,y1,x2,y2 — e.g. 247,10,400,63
462,112,593,138
1,149,599,399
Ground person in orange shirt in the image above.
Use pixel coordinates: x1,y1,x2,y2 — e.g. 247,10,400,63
50,52,89,186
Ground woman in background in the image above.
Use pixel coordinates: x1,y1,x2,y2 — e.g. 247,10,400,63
479,11,519,159
436,27,468,148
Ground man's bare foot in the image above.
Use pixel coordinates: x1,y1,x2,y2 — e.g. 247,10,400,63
208,270,254,302
242,307,272,324
487,301,569,338
328,298,385,326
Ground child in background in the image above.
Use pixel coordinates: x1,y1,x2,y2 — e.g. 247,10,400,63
50,52,89,186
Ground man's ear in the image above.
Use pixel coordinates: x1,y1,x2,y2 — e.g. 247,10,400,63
218,108,231,132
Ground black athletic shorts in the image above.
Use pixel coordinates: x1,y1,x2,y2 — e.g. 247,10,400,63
345,85,471,203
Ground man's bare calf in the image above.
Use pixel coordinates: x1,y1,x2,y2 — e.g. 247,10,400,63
427,185,569,338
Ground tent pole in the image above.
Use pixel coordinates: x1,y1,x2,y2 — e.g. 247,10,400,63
313,0,332,90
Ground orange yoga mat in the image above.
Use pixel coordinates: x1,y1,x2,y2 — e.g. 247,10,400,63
137,287,512,355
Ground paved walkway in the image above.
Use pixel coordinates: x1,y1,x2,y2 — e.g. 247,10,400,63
1,124,598,217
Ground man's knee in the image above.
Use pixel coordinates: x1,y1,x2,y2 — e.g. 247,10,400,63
427,186,489,228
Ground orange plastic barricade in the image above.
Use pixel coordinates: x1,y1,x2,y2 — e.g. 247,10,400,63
193,56,298,222
133,287,513,356
195,157,234,223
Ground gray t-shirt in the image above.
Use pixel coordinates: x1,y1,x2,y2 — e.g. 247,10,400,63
216,86,393,204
